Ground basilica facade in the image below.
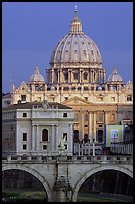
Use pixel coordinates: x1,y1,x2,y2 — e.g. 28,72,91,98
3,8,133,145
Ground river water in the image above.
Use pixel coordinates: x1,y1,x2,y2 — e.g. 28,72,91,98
77,192,133,202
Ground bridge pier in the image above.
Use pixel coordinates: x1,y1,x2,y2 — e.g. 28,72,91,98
53,180,72,202
52,156,73,202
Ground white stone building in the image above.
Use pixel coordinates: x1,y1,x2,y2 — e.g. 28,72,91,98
2,101,74,157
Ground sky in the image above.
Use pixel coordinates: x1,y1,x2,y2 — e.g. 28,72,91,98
2,2,133,93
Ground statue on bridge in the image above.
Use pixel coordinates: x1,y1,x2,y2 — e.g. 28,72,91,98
58,138,65,156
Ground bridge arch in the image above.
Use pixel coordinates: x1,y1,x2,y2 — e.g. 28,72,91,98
2,164,53,202
72,165,133,202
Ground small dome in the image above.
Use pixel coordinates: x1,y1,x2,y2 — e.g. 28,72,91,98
29,67,45,83
107,67,123,82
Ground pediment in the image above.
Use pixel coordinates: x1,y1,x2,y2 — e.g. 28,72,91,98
63,96,93,106
15,82,31,93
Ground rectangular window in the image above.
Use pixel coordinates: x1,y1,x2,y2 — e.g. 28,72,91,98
21,95,26,101
127,95,132,101
23,144,27,150
43,145,47,150
74,73,78,80
78,87,81,90
65,97,68,100
23,133,27,141
91,87,94,90
63,113,67,117
64,144,67,150
100,97,103,101
85,97,88,101
64,73,68,81
98,97,103,101
63,87,69,91
63,133,67,141
71,86,76,90
23,113,27,117
84,86,89,90
111,97,115,102
38,97,41,101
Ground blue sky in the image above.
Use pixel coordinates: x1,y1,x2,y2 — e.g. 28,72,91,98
2,2,133,93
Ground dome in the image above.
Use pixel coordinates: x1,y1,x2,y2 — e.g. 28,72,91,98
50,7,102,68
29,67,45,83
107,67,123,82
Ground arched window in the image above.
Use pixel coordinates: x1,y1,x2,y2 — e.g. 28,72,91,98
84,72,88,80
73,72,78,80
42,129,48,142
93,72,96,80
64,72,68,81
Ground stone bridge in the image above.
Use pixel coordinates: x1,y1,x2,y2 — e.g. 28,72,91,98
2,155,133,202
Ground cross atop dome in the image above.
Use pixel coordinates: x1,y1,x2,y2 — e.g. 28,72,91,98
74,5,78,13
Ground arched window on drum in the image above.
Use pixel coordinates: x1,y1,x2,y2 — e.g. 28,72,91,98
84,72,88,80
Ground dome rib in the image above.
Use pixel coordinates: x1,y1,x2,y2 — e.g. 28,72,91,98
61,35,71,63
77,35,81,62
53,35,67,65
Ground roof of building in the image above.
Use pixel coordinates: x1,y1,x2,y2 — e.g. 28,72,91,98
2,93,11,98
2,101,72,110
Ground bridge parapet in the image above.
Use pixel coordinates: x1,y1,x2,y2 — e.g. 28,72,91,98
2,155,133,164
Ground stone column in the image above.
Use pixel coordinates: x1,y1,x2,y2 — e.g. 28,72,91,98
57,70,60,84
105,111,108,125
80,69,83,83
68,123,73,155
80,109,84,141
88,111,93,143
51,125,55,153
59,69,62,83
92,70,94,83
71,70,73,83
89,69,91,83
32,125,36,152
36,125,40,152
52,69,54,83
100,71,103,84
93,112,97,142
56,125,59,152
68,70,70,83
93,139,95,156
